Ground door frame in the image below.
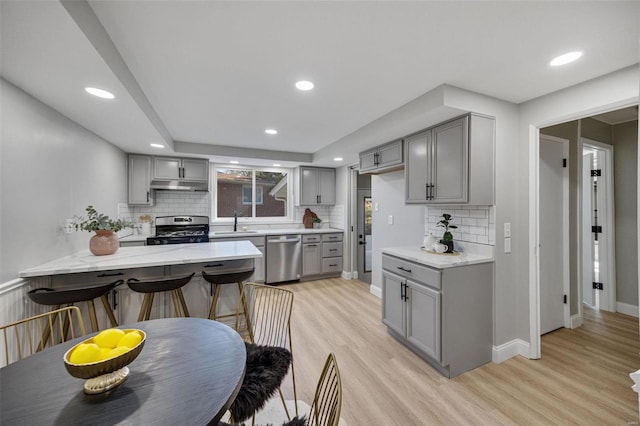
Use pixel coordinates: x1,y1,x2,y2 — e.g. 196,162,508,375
580,138,616,313
348,165,359,280
528,100,638,360
538,134,571,333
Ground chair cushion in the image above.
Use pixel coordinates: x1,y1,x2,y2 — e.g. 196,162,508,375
229,342,292,423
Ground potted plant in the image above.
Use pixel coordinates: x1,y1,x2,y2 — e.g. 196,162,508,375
437,213,457,253
73,206,133,256
312,217,322,229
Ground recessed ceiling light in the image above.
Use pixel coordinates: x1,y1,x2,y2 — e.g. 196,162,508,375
295,80,314,91
85,87,115,99
333,157,343,162
150,143,164,149
273,164,281,167
549,51,583,67
230,160,239,164
265,129,278,135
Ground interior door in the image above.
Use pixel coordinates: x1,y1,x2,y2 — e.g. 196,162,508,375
357,189,372,284
582,152,596,307
539,135,567,335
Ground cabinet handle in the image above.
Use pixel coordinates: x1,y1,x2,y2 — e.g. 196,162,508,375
374,152,379,166
397,266,412,273
97,272,124,277
428,184,435,200
205,263,224,268
329,248,337,252
306,244,318,247
210,283,213,297
146,191,150,203
329,264,337,267
112,289,118,310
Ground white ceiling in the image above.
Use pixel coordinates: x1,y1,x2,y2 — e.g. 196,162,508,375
2,1,639,167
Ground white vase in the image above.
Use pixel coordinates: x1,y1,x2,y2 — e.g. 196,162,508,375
423,233,437,249
141,222,151,236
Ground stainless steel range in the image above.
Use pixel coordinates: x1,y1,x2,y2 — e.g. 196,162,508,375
146,216,210,245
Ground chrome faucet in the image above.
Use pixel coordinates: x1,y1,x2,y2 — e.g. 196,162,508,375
233,210,237,232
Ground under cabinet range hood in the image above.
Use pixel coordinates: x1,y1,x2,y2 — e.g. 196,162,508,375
149,179,209,191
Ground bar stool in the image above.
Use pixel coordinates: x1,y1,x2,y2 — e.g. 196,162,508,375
201,268,254,336
28,280,121,336
126,272,194,321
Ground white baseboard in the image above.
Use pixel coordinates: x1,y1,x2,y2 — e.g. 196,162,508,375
341,271,353,280
492,339,530,363
570,313,583,328
370,285,382,299
617,301,639,318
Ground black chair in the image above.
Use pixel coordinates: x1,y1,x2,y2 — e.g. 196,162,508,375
28,280,121,333
127,273,194,321
201,268,254,327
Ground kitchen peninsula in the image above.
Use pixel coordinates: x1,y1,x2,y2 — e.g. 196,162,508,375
18,241,262,326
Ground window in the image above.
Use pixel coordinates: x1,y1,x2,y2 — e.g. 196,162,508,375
214,166,290,220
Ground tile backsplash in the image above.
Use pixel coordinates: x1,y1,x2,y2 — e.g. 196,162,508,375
424,206,495,245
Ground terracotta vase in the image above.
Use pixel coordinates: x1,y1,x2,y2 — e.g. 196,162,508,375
89,230,119,256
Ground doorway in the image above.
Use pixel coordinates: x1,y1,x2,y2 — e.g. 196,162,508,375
581,139,616,312
356,173,372,284
539,134,570,334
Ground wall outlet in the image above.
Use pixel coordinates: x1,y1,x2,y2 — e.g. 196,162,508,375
388,215,394,225
504,237,511,253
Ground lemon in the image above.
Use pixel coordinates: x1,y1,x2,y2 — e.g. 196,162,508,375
69,343,101,364
98,347,112,361
106,346,131,359
93,328,125,349
117,331,143,348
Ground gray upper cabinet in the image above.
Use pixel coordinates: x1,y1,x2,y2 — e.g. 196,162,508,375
297,167,336,206
154,157,209,182
405,114,494,205
128,155,152,205
359,139,403,174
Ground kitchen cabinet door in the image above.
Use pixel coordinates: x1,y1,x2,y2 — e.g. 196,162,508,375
317,168,336,205
154,157,181,180
431,116,468,203
358,149,378,172
382,271,405,337
302,243,322,276
406,280,441,361
182,158,209,181
405,131,431,203
128,155,152,205
377,140,403,170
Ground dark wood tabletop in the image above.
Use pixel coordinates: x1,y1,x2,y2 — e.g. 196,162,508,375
0,317,246,425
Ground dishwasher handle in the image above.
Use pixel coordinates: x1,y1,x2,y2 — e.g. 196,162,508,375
268,237,301,243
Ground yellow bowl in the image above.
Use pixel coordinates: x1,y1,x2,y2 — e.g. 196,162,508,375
63,329,146,379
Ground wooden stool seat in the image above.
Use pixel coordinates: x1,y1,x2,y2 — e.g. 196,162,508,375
27,280,121,334
201,269,254,331
126,273,194,321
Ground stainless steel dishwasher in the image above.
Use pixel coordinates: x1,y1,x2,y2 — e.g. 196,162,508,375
266,234,302,284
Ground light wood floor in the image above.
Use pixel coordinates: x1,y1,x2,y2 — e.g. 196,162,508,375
277,278,640,425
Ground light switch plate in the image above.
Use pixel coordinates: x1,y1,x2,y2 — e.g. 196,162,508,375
388,215,394,225
504,237,511,253
504,222,511,238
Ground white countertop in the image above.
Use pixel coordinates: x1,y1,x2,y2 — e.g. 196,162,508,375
120,227,344,243
381,242,494,269
19,241,263,278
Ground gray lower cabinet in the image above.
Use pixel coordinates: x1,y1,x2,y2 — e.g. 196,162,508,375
382,253,492,378
210,236,265,283
302,233,343,278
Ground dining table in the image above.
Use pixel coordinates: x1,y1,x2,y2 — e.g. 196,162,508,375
0,317,246,425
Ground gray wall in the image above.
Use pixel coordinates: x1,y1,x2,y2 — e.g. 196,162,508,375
0,78,127,283
613,120,639,306
371,170,424,291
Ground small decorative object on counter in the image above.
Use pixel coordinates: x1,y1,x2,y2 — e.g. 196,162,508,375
423,233,437,250
303,208,319,229
437,213,457,253
73,206,133,256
